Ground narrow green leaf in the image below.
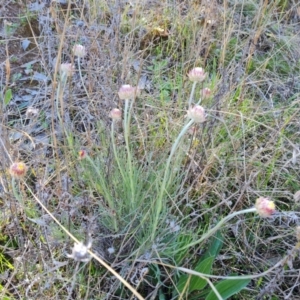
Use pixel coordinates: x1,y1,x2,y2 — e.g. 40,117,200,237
4,89,12,105
177,256,214,293
205,278,251,300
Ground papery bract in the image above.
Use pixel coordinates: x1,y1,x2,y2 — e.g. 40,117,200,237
118,84,139,100
9,162,27,179
73,44,86,58
187,105,206,123
109,108,122,120
255,197,275,217
188,67,207,82
60,63,75,77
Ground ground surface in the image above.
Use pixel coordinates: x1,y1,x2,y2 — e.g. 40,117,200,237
0,0,300,299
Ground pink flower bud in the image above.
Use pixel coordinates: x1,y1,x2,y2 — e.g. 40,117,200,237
78,149,87,160
109,108,122,120
255,197,275,217
201,87,211,99
73,44,86,58
60,63,75,77
188,126,197,135
118,84,139,100
187,105,206,123
9,162,28,179
188,67,207,82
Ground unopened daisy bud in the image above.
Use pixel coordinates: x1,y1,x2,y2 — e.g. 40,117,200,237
201,87,211,99
78,149,87,160
255,197,275,217
73,44,86,58
187,105,206,123
9,162,28,179
60,63,75,77
67,241,92,262
109,108,122,120
188,67,207,82
118,84,139,100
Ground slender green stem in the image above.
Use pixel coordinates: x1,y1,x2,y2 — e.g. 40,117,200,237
151,119,195,241
77,57,89,97
197,82,204,105
111,121,126,182
11,178,22,204
123,99,135,207
56,73,67,127
177,207,257,252
188,81,197,107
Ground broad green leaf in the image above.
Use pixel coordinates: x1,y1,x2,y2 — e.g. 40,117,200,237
200,231,224,263
177,256,214,293
205,278,251,300
4,89,12,105
159,289,166,300
176,232,224,296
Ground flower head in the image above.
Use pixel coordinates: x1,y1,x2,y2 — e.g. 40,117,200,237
67,241,92,262
60,63,75,77
109,108,122,120
255,197,275,217
188,67,207,82
201,87,211,99
9,162,28,179
187,105,206,123
118,84,139,100
73,44,86,58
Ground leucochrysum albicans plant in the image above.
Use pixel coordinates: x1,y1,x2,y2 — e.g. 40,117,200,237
5,62,279,300
113,67,276,243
